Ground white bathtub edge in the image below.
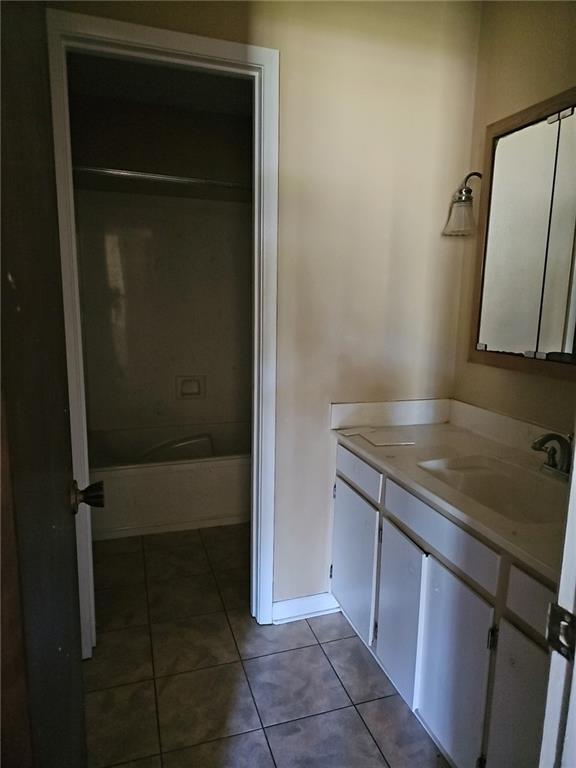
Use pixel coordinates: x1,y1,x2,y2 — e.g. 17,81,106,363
92,453,251,475
92,515,250,541
91,453,251,540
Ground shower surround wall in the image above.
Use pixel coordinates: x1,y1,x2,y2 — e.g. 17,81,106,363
76,189,252,466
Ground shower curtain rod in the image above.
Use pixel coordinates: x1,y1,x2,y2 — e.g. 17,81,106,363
74,166,250,190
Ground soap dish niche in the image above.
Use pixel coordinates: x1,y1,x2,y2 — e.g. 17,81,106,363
176,375,207,400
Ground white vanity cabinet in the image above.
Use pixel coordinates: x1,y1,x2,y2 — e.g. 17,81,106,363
485,620,550,768
332,441,555,768
376,519,425,707
331,477,380,645
416,557,494,768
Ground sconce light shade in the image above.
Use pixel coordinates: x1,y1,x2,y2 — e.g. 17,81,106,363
442,171,482,237
443,200,476,236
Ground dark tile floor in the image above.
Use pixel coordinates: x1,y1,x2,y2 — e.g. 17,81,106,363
86,524,448,768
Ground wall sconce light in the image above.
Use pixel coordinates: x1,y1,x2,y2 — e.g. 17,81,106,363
442,171,482,236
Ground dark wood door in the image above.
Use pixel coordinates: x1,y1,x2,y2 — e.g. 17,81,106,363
1,3,86,766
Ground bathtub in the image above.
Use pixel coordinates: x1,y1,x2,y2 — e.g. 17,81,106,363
90,431,251,540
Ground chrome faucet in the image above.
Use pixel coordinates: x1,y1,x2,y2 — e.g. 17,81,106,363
531,432,573,479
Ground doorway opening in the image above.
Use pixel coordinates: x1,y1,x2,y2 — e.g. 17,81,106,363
68,50,254,649
48,11,279,660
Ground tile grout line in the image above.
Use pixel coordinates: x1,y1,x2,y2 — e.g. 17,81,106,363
158,725,263,759
317,632,364,646
84,663,398,704
199,528,280,768
85,676,156,696
157,701,394,760
86,656,245,695
207,544,391,762
213,548,391,753
142,535,165,768
225,638,319,662
89,535,163,768
94,593,242,638
99,529,394,765
305,618,396,761
355,704,394,768
350,691,398,707
305,616,347,644
91,529,251,766
101,755,162,768
95,622,150,635
89,613,325,692
92,531,396,767
315,636,393,768
257,702,356,731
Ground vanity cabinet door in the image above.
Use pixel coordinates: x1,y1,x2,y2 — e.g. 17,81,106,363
332,477,379,645
486,620,549,768
376,519,425,707
416,557,493,768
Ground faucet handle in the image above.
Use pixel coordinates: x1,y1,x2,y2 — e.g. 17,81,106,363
531,439,559,469
544,445,558,469
532,432,572,478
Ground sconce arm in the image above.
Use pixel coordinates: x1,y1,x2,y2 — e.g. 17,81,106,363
451,171,483,203
463,171,482,187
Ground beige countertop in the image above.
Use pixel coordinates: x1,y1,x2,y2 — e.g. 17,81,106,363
337,422,568,585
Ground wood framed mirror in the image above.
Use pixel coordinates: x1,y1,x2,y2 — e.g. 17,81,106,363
470,87,576,381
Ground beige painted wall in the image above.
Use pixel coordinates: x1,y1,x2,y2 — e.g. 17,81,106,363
454,1,576,434
52,1,482,600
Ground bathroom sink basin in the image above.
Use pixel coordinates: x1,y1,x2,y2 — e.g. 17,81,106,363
417,455,567,525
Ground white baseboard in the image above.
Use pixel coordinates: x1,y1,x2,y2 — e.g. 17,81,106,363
272,592,340,624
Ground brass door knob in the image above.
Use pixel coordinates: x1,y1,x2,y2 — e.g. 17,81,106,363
71,480,105,514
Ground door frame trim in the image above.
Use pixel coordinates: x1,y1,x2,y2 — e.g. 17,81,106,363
46,10,279,647
539,415,576,767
